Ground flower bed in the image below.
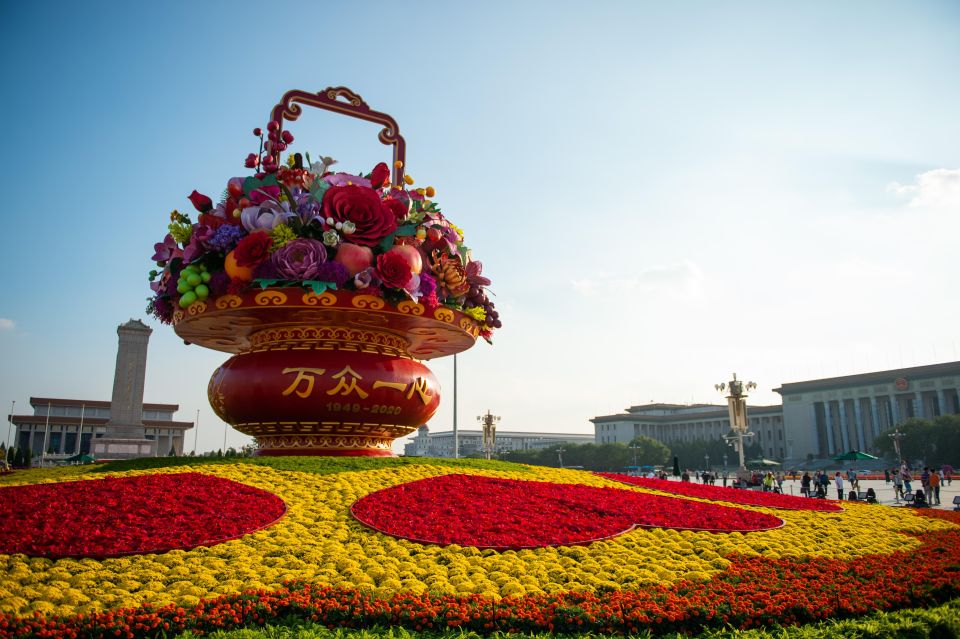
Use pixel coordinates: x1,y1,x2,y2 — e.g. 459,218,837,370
0,473,286,559
600,474,842,512
0,460,956,637
351,474,784,548
2,512,959,638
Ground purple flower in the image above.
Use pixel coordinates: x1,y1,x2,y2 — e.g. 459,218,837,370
241,200,294,232
183,224,215,263
325,172,371,189
149,295,174,324
419,272,438,297
207,225,246,253
354,266,381,291
253,260,280,280
208,271,230,297
152,234,182,263
270,239,328,280
314,261,350,286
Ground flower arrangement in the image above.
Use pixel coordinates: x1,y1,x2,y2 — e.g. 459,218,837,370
1,461,959,638
147,121,500,339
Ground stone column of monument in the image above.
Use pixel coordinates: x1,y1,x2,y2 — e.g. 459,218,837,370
91,319,158,459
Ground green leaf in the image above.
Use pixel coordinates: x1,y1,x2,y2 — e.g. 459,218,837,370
303,280,338,296
309,179,331,203
243,174,279,197
379,231,398,252
395,224,417,236
253,278,282,289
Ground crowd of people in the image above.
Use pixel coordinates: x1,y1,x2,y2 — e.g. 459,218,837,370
637,464,952,508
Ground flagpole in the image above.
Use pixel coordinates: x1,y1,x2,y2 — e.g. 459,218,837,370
193,409,199,454
40,401,51,467
76,404,85,455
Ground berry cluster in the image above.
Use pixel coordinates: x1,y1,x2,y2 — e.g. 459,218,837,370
244,121,294,173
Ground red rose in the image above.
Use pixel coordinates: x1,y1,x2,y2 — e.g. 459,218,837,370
369,162,390,189
233,231,273,267
198,213,228,231
188,190,213,213
376,251,413,289
321,185,397,247
382,196,409,221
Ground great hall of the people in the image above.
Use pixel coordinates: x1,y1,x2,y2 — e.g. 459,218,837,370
591,361,960,464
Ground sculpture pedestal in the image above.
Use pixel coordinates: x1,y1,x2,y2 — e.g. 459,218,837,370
91,437,157,460
173,289,479,456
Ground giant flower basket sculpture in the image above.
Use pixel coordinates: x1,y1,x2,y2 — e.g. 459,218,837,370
149,88,499,456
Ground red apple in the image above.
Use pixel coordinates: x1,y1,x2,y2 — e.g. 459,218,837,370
334,243,374,276
389,244,423,275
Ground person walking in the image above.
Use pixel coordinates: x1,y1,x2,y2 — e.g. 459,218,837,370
834,472,845,500
930,469,941,505
801,471,812,497
892,470,904,500
903,468,913,494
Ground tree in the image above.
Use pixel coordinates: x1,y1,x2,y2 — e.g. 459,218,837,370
168,446,177,457
11,447,22,467
872,415,960,467
23,447,32,468
626,436,671,467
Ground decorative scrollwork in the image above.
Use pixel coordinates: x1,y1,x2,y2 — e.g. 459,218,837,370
351,295,386,310
302,291,337,306
325,87,366,107
433,307,455,323
216,295,243,310
396,300,425,316
269,87,407,185
255,290,288,306
459,317,479,335
188,301,208,316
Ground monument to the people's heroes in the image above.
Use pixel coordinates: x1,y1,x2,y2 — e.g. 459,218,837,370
90,319,158,459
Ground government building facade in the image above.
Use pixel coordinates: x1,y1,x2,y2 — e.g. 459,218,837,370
591,361,960,463
9,397,194,461
404,426,594,458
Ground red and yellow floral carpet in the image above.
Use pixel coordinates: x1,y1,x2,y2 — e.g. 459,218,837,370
1,461,958,638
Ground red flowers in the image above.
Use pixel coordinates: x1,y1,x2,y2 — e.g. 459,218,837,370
321,185,397,246
600,474,842,512
376,251,413,289
232,230,273,267
0,473,285,559
351,474,782,549
187,190,213,213
368,162,390,189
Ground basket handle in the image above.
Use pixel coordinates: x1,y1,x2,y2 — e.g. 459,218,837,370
271,87,406,185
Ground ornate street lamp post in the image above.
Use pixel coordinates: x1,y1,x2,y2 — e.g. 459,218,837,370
716,373,756,471
629,443,641,470
476,410,500,460
889,429,906,465
704,453,710,470
557,447,566,468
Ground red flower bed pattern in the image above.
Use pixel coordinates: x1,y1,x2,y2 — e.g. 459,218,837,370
350,474,782,548
0,473,286,559
3,511,959,639
599,474,843,512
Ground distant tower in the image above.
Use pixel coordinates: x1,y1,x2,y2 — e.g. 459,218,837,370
91,319,158,459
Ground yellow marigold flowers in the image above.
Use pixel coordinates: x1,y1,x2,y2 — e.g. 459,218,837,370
0,462,955,622
425,186,436,197
403,174,415,185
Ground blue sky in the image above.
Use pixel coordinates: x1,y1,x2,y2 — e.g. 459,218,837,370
1,1,958,453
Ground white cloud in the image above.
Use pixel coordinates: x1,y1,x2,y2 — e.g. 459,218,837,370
572,260,703,298
887,168,960,209
0,318,14,331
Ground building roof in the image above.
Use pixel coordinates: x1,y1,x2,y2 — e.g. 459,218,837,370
591,404,781,424
29,397,179,411
423,429,593,439
774,361,960,395
9,415,194,429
